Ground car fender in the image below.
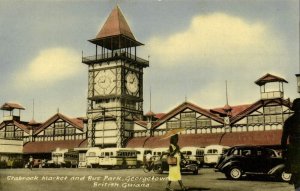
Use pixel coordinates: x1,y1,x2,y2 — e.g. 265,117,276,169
268,163,285,175
220,161,241,172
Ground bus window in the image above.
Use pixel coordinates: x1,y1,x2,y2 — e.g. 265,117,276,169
89,152,96,157
196,150,204,156
207,149,218,154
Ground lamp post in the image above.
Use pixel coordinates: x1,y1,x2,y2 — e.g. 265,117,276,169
102,108,105,149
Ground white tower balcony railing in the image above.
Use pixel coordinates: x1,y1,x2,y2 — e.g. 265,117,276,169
3,115,20,121
261,91,283,100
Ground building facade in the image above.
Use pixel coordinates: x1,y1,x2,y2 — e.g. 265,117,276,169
0,5,296,163
128,73,293,149
0,103,87,161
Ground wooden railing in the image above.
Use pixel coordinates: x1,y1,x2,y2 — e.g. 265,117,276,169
261,91,283,100
82,50,149,66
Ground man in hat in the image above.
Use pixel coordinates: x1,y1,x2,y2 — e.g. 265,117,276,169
28,156,34,170
281,98,300,190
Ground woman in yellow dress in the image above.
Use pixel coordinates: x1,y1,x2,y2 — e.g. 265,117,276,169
166,134,187,191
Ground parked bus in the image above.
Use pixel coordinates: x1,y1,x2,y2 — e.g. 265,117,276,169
86,147,101,168
134,148,152,167
98,148,138,169
204,145,229,167
63,149,78,168
74,147,89,168
152,148,168,161
181,147,205,167
48,148,78,168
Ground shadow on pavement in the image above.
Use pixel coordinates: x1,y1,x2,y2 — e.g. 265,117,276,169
216,176,280,182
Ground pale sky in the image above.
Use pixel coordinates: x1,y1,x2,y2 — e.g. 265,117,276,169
0,0,299,122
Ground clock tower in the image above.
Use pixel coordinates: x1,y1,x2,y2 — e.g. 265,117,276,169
82,6,149,148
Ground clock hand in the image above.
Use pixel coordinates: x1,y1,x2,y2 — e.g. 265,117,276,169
129,76,134,83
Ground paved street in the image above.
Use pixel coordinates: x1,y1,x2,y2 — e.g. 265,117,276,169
0,167,294,191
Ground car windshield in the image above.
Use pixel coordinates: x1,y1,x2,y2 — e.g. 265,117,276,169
229,148,253,156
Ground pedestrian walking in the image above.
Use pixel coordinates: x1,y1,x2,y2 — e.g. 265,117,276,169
166,134,187,191
281,98,300,191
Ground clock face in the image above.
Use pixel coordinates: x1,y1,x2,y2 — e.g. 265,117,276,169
94,70,115,95
98,74,111,90
126,73,138,94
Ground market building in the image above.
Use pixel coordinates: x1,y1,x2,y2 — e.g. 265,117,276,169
127,73,293,149
0,5,296,165
0,103,87,163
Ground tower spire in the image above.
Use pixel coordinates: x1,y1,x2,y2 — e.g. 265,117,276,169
95,5,136,40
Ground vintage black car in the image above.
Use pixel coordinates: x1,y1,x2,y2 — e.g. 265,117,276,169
152,152,199,175
215,145,291,182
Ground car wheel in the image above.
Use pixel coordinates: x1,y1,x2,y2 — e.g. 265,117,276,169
280,171,291,182
227,167,242,180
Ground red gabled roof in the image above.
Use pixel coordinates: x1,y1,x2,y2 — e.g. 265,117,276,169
0,120,30,133
95,5,136,40
126,130,283,148
255,73,288,86
70,117,84,128
0,102,25,111
34,113,84,135
230,98,292,124
211,104,252,118
155,113,165,119
152,102,223,129
28,119,42,126
0,122,5,130
13,120,30,134
230,104,253,117
23,139,87,154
